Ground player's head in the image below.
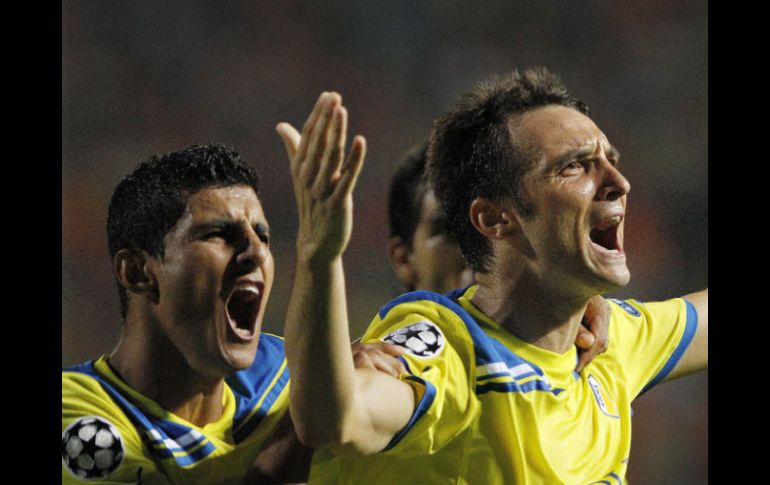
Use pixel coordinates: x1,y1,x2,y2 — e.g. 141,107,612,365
428,68,630,292
387,142,473,293
107,144,274,373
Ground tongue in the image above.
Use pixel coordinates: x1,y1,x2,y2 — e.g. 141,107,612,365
227,290,259,330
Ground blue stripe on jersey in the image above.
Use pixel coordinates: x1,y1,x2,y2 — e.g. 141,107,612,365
637,300,698,396
232,365,290,443
63,363,216,466
378,290,565,397
588,473,622,485
378,290,503,368
476,379,564,396
383,373,437,451
227,334,289,443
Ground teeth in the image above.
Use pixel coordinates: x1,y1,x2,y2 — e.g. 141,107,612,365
234,286,260,295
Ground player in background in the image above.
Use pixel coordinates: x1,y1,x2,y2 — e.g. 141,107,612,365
279,70,707,484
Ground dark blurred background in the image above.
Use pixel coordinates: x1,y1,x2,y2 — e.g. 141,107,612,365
62,1,707,482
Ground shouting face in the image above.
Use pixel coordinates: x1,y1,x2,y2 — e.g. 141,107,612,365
147,185,274,377
510,105,631,295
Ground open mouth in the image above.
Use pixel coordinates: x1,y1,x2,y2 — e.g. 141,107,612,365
589,216,623,253
225,285,263,340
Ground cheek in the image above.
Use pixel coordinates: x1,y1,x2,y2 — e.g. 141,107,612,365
262,255,276,293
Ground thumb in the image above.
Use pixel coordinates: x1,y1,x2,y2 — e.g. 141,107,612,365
275,122,301,159
575,327,595,350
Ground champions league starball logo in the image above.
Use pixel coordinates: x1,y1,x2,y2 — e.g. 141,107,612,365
383,320,445,358
62,416,125,480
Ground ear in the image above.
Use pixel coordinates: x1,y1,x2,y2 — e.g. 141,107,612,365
469,197,519,239
386,237,418,291
113,249,159,300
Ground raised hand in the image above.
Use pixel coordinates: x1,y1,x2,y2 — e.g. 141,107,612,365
276,92,366,265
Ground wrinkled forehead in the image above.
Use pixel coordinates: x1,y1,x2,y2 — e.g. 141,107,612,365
184,185,266,222
508,105,611,161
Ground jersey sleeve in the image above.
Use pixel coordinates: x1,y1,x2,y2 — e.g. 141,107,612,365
607,297,698,399
62,372,173,485
359,291,481,457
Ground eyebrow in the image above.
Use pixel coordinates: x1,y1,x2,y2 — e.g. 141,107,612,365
195,219,270,233
553,143,621,166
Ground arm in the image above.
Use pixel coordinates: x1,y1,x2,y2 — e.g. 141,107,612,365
664,288,708,381
277,92,415,457
242,342,408,485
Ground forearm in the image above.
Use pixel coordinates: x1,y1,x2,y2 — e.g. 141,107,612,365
284,255,357,447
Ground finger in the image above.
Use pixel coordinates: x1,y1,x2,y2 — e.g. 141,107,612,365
275,122,301,169
575,349,592,373
304,92,340,166
296,92,331,163
333,135,366,199
372,354,408,378
301,94,341,187
352,351,374,371
371,342,407,357
575,326,595,350
315,105,347,196
585,312,609,353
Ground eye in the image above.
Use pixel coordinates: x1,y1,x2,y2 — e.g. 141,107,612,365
202,228,234,243
254,223,270,245
203,230,225,240
561,161,584,175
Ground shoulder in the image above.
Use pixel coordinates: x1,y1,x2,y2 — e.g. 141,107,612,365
606,297,692,337
364,290,480,364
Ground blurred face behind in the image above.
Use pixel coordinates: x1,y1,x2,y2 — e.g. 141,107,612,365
510,105,631,295
148,185,274,378
409,191,474,294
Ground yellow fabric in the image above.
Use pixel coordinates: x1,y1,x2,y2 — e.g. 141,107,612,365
308,286,695,485
62,338,290,484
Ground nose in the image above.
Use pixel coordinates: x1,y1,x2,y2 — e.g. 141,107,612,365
596,159,631,201
236,228,269,271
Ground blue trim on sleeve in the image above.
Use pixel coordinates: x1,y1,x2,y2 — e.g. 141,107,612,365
382,374,437,451
638,300,698,396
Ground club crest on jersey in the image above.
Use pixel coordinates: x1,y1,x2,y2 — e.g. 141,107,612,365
383,320,445,358
62,416,125,480
587,374,620,419
609,299,641,317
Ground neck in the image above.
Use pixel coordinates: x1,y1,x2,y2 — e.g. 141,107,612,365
109,314,225,428
471,265,588,354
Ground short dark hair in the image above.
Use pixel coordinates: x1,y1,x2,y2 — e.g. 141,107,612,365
107,143,260,319
427,67,589,272
387,142,429,247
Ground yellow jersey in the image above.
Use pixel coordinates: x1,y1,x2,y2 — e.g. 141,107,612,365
62,333,290,484
308,285,697,485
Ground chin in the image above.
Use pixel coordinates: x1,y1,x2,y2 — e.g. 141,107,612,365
220,344,260,373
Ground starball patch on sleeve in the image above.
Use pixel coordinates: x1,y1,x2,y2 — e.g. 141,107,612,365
383,320,445,358
62,416,125,480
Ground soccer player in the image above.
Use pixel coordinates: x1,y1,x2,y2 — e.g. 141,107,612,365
278,71,707,484
61,144,407,485
386,144,612,372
